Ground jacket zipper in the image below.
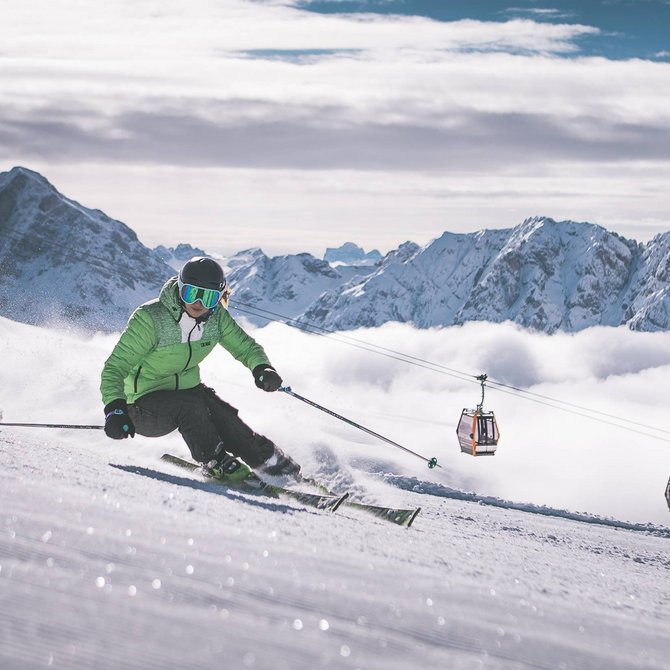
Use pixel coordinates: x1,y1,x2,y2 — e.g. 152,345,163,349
176,322,199,390
134,366,143,393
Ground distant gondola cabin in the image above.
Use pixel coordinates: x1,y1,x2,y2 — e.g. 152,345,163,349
457,408,499,456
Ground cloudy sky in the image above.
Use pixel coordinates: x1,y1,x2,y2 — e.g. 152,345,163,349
2,0,669,255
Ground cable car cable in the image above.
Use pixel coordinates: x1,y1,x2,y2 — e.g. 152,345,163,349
484,378,670,436
486,383,670,444
230,299,472,379
231,304,477,384
229,301,670,439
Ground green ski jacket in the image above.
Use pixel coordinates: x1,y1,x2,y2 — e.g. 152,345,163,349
100,277,271,406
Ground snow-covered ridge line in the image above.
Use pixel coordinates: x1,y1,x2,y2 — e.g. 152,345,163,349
384,474,670,538
1,165,669,333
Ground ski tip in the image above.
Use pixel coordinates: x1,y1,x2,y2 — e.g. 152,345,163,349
331,492,350,512
405,507,422,528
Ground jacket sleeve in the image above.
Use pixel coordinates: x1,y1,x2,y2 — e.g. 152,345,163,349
217,310,272,370
100,308,157,406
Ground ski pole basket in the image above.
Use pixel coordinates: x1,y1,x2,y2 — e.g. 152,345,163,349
456,374,500,457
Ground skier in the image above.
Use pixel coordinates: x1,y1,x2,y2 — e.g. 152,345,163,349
100,256,300,483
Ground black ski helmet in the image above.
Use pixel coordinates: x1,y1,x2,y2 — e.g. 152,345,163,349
179,257,226,291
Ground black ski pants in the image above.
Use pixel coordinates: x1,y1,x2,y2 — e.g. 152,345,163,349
127,384,275,467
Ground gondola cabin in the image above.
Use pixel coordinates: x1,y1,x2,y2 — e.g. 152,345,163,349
665,476,670,512
456,374,500,456
457,408,499,456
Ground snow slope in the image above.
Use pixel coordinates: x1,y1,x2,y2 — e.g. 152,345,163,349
2,434,669,670
1,316,669,669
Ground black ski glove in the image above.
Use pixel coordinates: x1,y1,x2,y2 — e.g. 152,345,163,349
104,399,136,439
252,365,283,392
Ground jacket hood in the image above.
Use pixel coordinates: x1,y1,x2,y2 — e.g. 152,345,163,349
158,277,183,322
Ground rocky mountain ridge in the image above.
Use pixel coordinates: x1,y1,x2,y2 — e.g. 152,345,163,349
226,219,670,333
1,166,669,333
0,167,173,331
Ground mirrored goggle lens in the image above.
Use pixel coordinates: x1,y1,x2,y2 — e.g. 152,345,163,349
180,283,222,309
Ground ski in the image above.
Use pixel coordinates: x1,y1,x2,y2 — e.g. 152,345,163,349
344,501,421,527
161,453,419,525
161,453,348,512
303,477,421,528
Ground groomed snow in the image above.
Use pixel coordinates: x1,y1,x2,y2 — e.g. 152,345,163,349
1,316,669,669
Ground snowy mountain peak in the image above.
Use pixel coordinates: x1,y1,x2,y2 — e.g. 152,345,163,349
324,242,382,266
0,165,50,189
0,166,173,332
223,245,377,321
154,243,208,270
0,166,58,207
299,219,668,333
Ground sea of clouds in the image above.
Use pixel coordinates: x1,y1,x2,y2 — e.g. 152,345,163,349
2,315,669,525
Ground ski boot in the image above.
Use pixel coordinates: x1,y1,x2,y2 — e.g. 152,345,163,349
256,448,302,481
202,444,253,486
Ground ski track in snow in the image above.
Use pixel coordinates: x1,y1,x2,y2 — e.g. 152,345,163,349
1,431,669,670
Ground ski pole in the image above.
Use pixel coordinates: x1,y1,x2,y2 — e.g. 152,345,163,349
0,422,103,430
279,386,440,469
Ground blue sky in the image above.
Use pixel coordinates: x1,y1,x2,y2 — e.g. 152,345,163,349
1,0,669,255
298,0,670,60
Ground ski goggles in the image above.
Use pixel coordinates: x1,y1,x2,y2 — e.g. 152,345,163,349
178,280,226,309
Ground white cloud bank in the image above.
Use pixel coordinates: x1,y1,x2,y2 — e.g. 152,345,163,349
1,0,669,253
1,315,668,525
1,1,598,58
